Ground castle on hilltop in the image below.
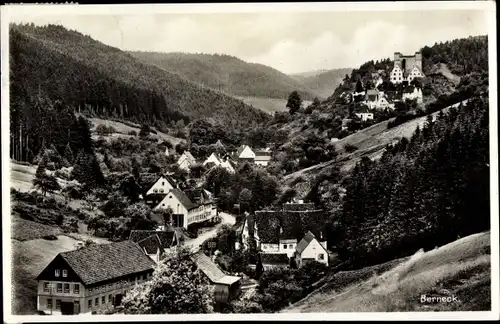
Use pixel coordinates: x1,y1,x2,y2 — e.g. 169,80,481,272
390,52,425,84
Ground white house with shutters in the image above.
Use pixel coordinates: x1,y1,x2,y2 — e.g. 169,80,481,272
236,145,256,161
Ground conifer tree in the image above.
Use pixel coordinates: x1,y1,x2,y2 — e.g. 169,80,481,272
63,143,74,164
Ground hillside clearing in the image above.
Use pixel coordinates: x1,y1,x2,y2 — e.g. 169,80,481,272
238,96,313,115
283,231,490,313
87,116,186,146
284,100,468,183
11,235,110,315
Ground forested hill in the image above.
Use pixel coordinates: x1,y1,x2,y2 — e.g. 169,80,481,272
128,51,319,101
9,23,269,133
290,68,353,99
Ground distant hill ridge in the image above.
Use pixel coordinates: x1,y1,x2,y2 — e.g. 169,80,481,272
128,51,321,101
9,23,269,131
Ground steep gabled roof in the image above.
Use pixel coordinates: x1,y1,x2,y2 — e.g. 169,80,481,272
295,231,316,255
136,234,162,254
191,251,226,282
259,252,289,266
169,188,198,210
39,241,156,286
129,230,177,249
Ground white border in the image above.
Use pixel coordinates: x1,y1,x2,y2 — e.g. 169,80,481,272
1,1,498,323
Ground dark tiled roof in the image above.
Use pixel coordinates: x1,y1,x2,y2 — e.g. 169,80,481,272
136,234,162,254
254,207,327,244
129,230,177,249
169,188,198,210
296,231,316,255
56,241,156,286
184,188,212,205
191,251,226,283
259,253,289,265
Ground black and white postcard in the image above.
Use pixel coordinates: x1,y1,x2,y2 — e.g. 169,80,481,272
1,1,498,322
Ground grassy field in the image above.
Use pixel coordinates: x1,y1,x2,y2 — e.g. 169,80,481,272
87,116,186,146
238,96,312,115
283,231,491,313
10,234,110,315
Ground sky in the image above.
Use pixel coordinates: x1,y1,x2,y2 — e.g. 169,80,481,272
9,6,490,74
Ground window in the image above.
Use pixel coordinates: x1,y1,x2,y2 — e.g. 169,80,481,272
283,244,287,249
74,301,80,308
102,296,106,304
169,195,172,199
64,283,70,293
44,282,50,292
142,274,146,281
290,244,294,249
95,298,98,306
162,203,165,206
89,287,93,293
55,269,60,277
109,295,113,304
160,189,164,193
108,284,112,290
88,300,92,309
74,284,80,294
162,182,165,186
47,298,53,309
62,269,68,278
318,253,325,260
57,283,63,293
154,189,158,193
56,299,61,310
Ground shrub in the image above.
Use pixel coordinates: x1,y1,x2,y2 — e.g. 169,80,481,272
128,130,137,136
344,143,358,153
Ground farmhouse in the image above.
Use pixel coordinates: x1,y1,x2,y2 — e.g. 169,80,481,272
129,230,179,263
177,151,197,171
145,174,177,196
153,188,215,229
191,251,242,305
35,241,156,315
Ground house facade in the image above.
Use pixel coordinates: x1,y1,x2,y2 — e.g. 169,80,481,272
36,241,156,315
203,152,235,174
145,175,176,196
254,151,272,167
390,52,425,84
154,188,215,229
177,151,197,171
236,145,256,162
295,231,329,268
402,86,424,104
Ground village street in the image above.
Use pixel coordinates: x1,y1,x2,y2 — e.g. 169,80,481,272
184,212,236,252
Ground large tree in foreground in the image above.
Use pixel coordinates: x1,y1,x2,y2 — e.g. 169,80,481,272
122,248,214,314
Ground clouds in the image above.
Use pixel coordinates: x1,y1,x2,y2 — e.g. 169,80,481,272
9,9,489,74
247,18,488,74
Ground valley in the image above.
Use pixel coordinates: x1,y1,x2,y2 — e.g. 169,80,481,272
6,16,492,318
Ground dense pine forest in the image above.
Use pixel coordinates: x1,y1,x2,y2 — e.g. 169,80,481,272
9,23,270,162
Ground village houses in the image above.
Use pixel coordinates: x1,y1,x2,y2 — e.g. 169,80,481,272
203,152,236,174
35,241,156,315
237,201,329,271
